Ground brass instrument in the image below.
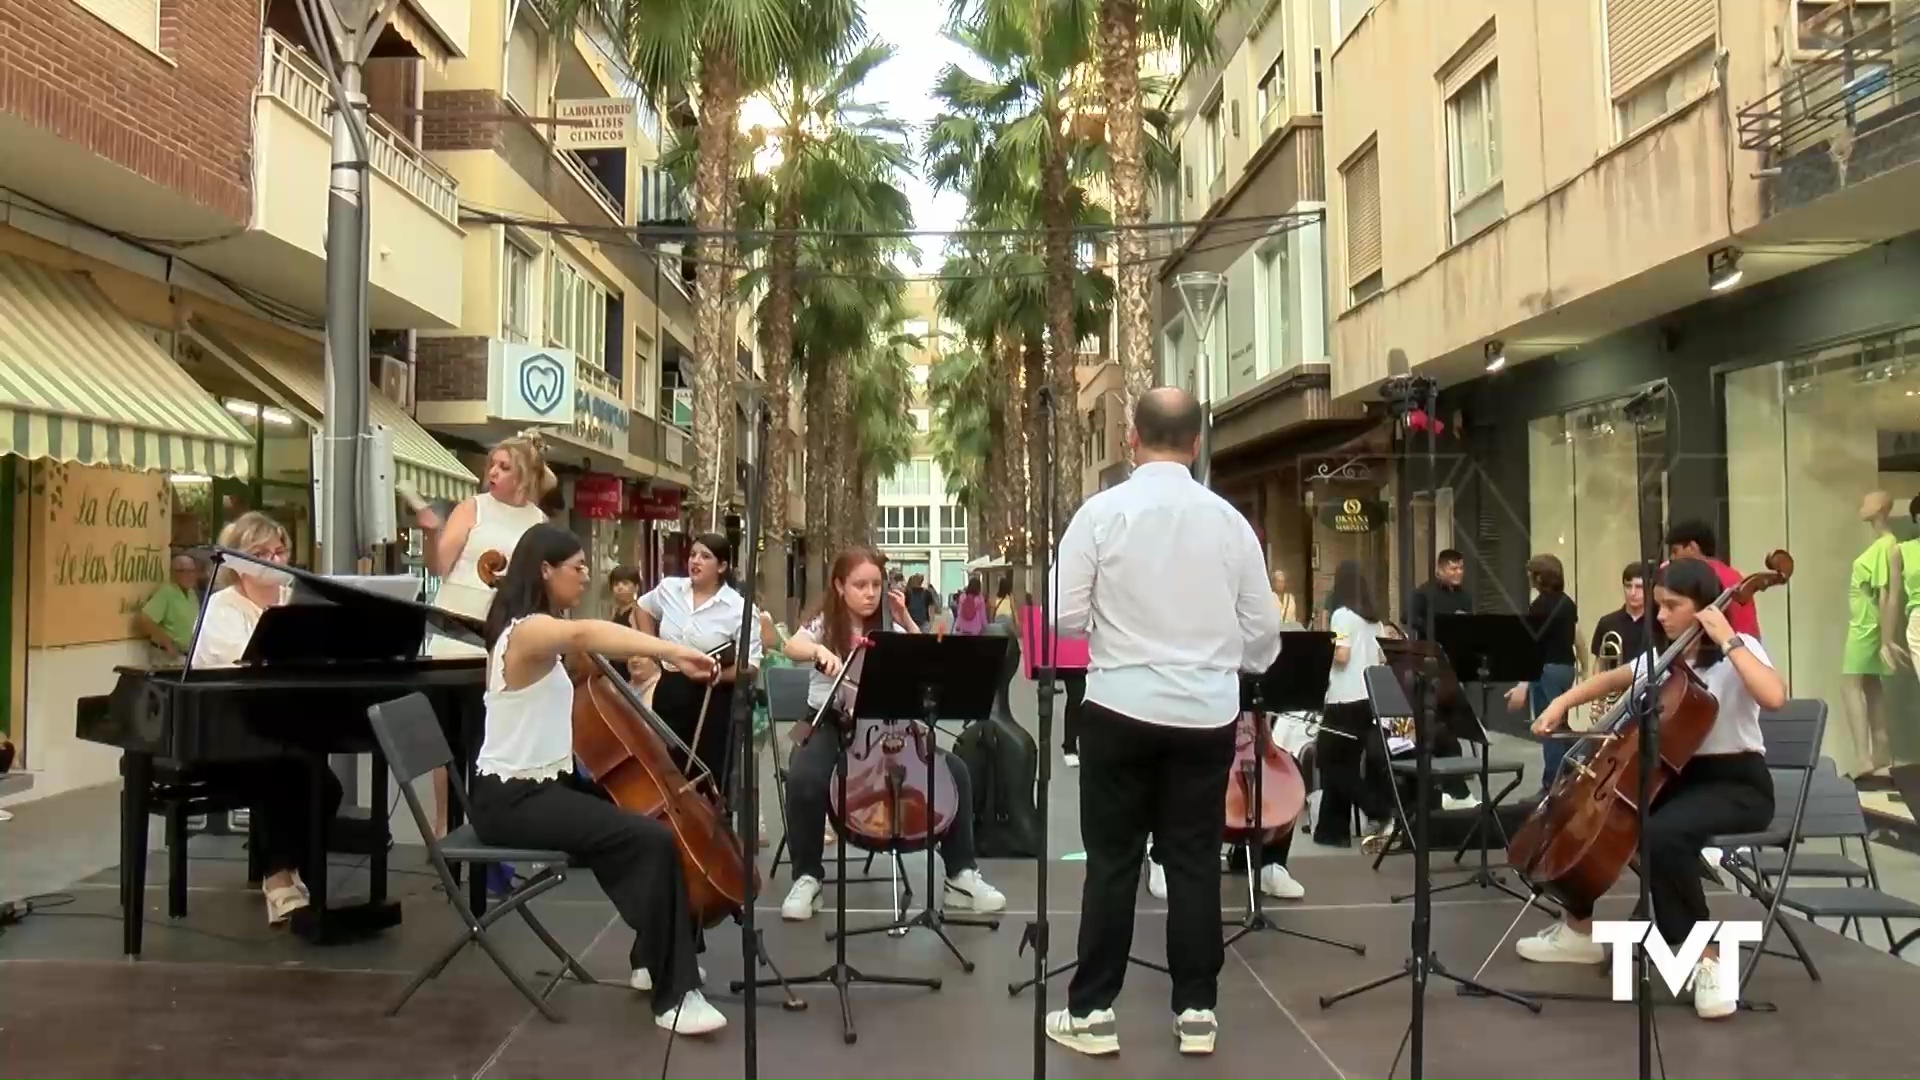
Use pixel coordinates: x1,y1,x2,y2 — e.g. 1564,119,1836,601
1591,630,1626,718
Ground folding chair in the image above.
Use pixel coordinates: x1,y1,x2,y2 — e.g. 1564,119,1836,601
1725,702,1871,889
1712,763,1825,987
764,666,877,886
366,694,594,1023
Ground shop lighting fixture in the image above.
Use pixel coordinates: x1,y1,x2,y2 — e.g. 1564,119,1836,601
223,398,297,427
1484,340,1507,373
1708,247,1743,292
169,473,212,485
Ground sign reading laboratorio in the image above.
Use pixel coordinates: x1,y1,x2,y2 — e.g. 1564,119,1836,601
554,98,637,151
29,462,171,648
488,340,578,426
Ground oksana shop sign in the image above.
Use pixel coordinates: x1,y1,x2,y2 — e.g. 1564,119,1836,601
1319,497,1388,534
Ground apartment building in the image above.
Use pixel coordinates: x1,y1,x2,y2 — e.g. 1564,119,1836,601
413,0,762,602
875,281,971,598
0,0,476,800
1153,0,1384,619
1326,0,1920,816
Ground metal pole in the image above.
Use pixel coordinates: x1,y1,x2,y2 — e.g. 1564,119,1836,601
320,27,370,576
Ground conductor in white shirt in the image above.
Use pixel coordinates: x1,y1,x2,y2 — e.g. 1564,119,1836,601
1044,387,1282,1058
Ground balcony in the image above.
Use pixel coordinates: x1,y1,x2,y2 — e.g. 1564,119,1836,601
189,32,464,328
1738,4,1920,240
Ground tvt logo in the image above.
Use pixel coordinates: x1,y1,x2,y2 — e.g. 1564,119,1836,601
518,352,567,415
1590,920,1761,1001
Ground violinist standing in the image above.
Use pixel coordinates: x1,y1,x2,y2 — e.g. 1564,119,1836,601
1519,558,1781,1021
1046,388,1281,1058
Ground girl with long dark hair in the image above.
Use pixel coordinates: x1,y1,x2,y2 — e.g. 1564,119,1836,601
466,524,729,1035
629,532,759,794
1310,561,1403,852
1507,553,1584,787
1516,557,1781,1020
773,545,1007,921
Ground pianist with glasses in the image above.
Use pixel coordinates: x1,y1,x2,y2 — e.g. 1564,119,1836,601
467,523,730,1036
191,511,345,927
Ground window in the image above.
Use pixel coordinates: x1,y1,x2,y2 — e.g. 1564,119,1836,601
1445,63,1504,242
1202,95,1226,197
940,506,968,547
903,319,930,340
1795,0,1893,52
879,459,933,499
911,364,929,388
72,0,159,52
660,353,691,427
547,256,610,370
1255,239,1295,376
1257,56,1286,138
877,505,931,546
1603,0,1714,139
1341,144,1383,304
911,408,930,433
1614,47,1716,140
501,236,535,343
506,8,542,113
1312,49,1324,114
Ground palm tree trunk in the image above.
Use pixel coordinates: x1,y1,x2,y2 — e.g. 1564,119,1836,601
1042,146,1085,539
1100,0,1153,430
761,181,800,620
1023,333,1047,562
803,362,831,587
998,333,1028,564
983,383,1008,562
826,349,858,554
690,48,744,534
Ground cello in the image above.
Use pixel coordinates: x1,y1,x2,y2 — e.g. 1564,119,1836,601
1506,551,1793,914
475,556,757,932
814,630,965,853
1222,709,1307,844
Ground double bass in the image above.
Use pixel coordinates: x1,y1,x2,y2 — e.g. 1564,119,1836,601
476,555,756,930
1507,551,1793,914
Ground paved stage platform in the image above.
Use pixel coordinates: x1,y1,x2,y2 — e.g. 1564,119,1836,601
2,833,1914,1078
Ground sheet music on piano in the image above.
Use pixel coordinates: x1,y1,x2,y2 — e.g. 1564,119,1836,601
197,547,487,666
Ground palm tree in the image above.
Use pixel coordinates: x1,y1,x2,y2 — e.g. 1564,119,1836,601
552,0,862,531
846,328,918,546
926,342,996,556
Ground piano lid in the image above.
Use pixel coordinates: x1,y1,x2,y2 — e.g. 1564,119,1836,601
206,546,486,641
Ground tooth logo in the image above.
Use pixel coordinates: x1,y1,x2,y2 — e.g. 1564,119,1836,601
519,353,566,415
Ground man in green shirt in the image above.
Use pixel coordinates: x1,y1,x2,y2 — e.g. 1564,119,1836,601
135,555,204,658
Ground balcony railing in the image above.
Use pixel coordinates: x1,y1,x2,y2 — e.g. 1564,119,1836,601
557,147,624,223
578,358,624,400
262,32,461,225
1738,4,1920,158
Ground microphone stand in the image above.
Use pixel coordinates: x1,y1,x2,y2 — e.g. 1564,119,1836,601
1027,383,1057,1080
1621,387,1664,1080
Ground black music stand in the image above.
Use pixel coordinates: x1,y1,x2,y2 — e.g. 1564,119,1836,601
1423,614,1542,906
1225,633,1366,956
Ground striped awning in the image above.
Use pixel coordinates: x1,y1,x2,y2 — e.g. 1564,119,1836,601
0,254,252,478
189,324,478,503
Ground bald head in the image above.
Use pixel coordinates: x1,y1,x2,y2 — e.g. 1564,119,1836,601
1131,386,1203,461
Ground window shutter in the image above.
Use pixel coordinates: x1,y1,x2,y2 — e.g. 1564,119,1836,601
1605,0,1715,100
1343,146,1383,284
1440,28,1499,100
507,16,541,110
73,0,159,51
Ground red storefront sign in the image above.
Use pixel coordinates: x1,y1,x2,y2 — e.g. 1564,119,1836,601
626,484,683,522
574,473,623,520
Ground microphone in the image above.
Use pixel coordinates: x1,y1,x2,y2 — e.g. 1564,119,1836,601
1621,381,1668,422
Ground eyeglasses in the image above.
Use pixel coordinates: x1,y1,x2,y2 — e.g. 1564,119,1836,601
251,545,288,561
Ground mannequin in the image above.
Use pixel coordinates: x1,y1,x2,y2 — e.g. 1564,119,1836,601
1841,491,1903,778
1897,496,1920,748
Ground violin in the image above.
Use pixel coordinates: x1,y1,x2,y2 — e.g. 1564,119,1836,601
1222,710,1306,843
812,621,962,853
1507,551,1793,914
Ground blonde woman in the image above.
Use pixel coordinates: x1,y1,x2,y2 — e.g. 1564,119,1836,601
197,512,343,926
413,432,554,844
1271,569,1300,626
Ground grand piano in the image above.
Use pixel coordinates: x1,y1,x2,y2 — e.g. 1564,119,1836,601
76,550,489,956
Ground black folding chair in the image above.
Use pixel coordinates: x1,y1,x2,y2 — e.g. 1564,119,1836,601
1753,759,1920,960
366,694,594,1023
1725,703,1871,890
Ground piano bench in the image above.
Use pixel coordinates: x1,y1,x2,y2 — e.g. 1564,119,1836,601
149,769,264,918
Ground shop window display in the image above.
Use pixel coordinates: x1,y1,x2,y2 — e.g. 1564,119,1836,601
1724,335,1920,809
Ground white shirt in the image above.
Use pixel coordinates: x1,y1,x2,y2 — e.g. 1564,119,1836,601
1628,634,1771,757
191,585,286,668
638,577,764,672
475,618,575,782
1326,607,1383,706
1053,460,1281,728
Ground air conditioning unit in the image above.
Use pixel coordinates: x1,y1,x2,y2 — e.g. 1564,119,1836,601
374,353,413,411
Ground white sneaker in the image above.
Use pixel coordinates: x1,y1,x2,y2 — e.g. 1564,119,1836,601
1442,793,1482,812
1259,864,1305,900
1147,859,1167,900
781,875,823,921
945,868,1007,913
629,965,706,991
1175,1008,1218,1055
1515,923,1606,965
653,989,727,1035
1044,1007,1118,1056
1690,955,1737,1020
1062,752,1080,768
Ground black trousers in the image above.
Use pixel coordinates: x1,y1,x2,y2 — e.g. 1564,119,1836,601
1071,701,1236,1015
1311,700,1404,841
784,719,981,883
1060,671,1087,755
1561,752,1773,946
209,758,342,879
653,670,738,795
467,772,701,1015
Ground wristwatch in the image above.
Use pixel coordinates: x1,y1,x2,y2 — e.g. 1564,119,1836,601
1723,636,1747,655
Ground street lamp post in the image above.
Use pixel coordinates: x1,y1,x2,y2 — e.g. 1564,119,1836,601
1173,271,1226,488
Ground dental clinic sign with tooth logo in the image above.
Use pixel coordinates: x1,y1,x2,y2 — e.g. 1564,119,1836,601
488,341,578,427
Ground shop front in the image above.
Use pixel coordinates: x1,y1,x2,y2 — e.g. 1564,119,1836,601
0,252,255,801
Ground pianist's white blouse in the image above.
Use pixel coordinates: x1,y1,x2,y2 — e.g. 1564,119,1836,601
191,585,289,668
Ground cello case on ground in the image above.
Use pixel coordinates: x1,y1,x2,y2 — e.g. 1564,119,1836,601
952,622,1042,858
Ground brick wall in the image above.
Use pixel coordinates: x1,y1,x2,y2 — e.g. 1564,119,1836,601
422,90,507,153
416,336,490,401
0,0,260,224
